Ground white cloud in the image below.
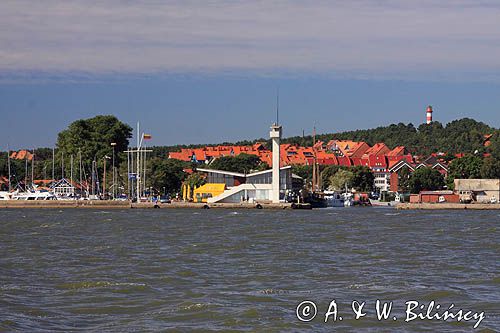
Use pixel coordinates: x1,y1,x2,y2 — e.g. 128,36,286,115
1,0,500,81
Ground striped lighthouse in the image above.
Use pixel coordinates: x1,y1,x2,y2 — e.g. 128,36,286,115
426,105,433,124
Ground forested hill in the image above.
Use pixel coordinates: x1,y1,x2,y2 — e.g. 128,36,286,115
284,118,497,155
151,118,498,157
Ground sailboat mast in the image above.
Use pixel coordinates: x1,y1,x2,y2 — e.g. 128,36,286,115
25,154,28,190
312,127,316,192
136,122,140,200
32,148,35,185
52,147,55,182
61,151,64,179
79,150,82,195
7,145,11,192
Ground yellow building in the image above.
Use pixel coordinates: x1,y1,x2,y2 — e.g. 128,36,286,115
193,183,226,203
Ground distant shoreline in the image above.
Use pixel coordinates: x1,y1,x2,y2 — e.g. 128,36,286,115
0,200,296,210
2,200,500,210
396,203,500,210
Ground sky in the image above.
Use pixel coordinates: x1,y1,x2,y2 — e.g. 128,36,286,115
1,0,499,149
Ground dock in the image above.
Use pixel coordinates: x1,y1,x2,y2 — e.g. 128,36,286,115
396,202,500,210
0,200,310,210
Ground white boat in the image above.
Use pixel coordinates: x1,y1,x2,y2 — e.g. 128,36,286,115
324,191,345,207
12,190,55,201
342,192,354,206
0,191,15,200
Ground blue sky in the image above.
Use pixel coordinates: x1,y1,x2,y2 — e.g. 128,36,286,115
1,1,499,149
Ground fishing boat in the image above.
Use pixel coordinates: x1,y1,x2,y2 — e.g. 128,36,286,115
324,191,345,207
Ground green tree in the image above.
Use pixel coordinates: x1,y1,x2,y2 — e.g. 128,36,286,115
397,166,412,192
291,165,313,185
185,173,206,188
57,115,133,165
321,165,342,189
488,131,500,160
448,155,483,180
149,158,188,195
408,167,445,193
480,157,500,179
350,166,374,192
209,153,266,173
328,169,354,191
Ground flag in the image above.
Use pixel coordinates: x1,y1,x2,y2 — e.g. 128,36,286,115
143,134,152,140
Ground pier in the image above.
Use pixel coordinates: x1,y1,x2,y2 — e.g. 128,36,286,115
0,200,308,210
396,202,500,210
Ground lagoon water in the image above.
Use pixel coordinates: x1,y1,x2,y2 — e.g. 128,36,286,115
0,208,499,332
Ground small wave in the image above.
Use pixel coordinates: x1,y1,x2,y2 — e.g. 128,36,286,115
259,288,289,295
241,308,259,318
179,302,211,312
423,289,457,300
384,213,400,216
177,270,197,277
58,281,146,290
491,276,500,285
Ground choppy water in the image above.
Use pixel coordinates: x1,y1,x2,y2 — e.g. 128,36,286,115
0,208,499,332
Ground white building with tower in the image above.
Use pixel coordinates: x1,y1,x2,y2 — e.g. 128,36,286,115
203,122,294,204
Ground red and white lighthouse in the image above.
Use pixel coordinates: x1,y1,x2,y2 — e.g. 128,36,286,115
426,105,433,124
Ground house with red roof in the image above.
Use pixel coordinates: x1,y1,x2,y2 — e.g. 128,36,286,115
10,150,33,161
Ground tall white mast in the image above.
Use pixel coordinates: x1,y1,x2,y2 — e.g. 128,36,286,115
61,151,64,179
31,148,35,186
79,150,83,195
7,145,11,192
25,154,28,190
136,122,141,200
52,147,55,182
70,154,74,185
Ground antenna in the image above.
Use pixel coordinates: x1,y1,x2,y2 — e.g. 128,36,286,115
276,88,279,125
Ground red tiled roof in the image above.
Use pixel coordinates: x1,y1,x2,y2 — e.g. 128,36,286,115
368,155,387,169
364,143,390,156
387,146,407,157
10,150,34,161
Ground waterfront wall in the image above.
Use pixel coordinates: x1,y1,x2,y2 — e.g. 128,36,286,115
0,200,294,209
396,202,500,210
